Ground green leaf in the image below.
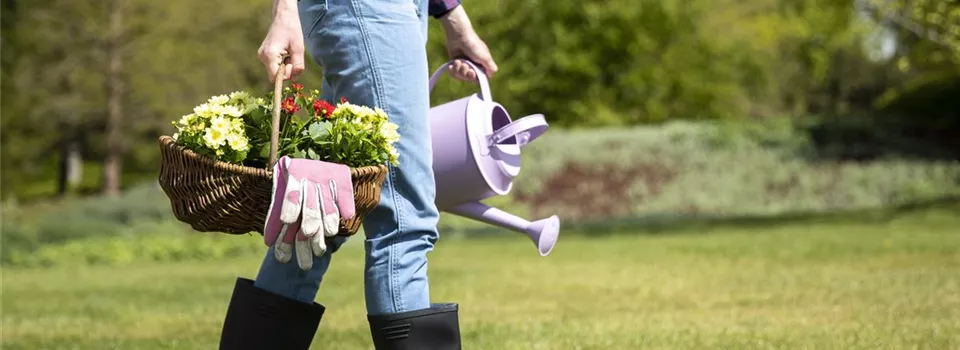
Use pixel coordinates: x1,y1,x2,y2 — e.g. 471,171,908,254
257,144,270,159
292,149,306,159
307,122,331,141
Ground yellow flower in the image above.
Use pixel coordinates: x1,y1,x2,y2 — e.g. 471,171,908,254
227,132,249,152
177,113,197,126
380,121,400,143
209,104,231,117
332,103,355,119
210,115,232,133
347,116,373,131
208,94,230,106
229,91,251,102
388,147,400,165
239,101,258,114
204,127,227,149
194,103,215,118
357,105,376,118
254,97,272,113
222,105,244,117
230,117,245,132
374,107,389,122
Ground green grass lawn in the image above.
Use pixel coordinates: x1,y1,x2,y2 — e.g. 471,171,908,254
3,210,959,349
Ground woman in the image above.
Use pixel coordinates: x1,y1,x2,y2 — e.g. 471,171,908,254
217,0,499,349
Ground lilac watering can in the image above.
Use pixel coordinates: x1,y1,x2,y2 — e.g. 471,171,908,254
427,60,560,256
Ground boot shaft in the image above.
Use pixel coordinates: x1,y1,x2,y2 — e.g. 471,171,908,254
368,303,462,350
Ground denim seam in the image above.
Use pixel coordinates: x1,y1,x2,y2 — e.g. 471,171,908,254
350,0,406,314
303,0,328,39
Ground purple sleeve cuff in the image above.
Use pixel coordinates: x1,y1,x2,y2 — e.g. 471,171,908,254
428,0,460,18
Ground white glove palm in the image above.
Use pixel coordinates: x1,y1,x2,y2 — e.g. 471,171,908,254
263,156,356,270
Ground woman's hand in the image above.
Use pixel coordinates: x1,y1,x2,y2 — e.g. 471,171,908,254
439,6,499,82
258,0,305,82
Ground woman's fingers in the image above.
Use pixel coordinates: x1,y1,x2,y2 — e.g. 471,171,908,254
449,60,477,82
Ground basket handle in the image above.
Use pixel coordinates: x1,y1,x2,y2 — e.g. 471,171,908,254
268,61,286,169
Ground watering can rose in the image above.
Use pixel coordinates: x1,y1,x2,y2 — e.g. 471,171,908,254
170,85,400,169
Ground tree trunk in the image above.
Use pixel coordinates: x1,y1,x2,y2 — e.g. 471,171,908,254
102,0,124,197
56,115,84,197
57,137,84,197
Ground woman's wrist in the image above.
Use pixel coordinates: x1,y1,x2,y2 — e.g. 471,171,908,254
439,6,473,39
272,0,300,20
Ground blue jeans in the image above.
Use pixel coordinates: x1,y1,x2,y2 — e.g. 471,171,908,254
254,0,440,316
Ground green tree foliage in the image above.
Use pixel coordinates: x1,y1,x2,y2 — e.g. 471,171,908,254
425,0,873,126
1,0,326,198
860,0,959,69
1,0,25,186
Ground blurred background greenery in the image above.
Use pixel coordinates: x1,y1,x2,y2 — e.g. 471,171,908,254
1,0,959,348
2,0,957,261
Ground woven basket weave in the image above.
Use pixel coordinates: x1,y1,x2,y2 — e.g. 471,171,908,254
157,64,388,237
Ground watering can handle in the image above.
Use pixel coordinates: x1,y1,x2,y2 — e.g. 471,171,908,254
487,114,549,148
428,60,492,102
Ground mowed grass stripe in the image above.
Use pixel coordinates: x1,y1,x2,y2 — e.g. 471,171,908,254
2,218,958,349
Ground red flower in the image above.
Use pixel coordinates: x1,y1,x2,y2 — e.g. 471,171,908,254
291,83,304,92
281,96,300,114
313,99,335,120
340,96,348,104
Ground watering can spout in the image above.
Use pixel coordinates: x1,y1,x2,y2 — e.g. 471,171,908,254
445,201,560,256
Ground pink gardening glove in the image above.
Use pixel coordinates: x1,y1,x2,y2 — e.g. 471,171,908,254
263,156,356,271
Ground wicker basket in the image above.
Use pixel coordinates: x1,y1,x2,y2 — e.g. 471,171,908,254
157,65,388,237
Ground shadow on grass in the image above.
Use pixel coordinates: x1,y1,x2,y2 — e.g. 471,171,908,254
453,195,960,239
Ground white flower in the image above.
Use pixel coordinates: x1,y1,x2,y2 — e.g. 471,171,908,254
172,132,180,141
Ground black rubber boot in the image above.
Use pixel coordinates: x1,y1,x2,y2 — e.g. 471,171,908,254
218,277,325,350
367,303,462,350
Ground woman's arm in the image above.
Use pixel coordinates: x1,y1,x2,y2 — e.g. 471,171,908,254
429,0,461,18
435,4,499,81
258,0,306,82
